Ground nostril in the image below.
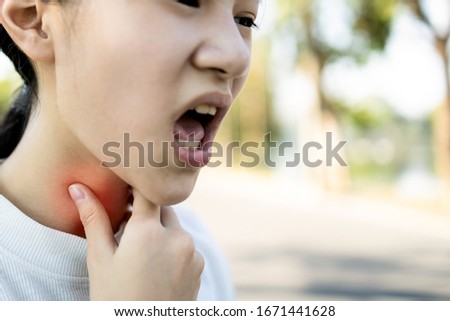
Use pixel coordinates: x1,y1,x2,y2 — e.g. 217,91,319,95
213,67,227,74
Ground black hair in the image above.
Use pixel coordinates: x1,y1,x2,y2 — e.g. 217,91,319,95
0,25,37,158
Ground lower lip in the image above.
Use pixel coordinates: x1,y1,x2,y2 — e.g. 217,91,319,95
173,141,211,168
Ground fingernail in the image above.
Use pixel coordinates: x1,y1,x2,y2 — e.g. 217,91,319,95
69,185,86,204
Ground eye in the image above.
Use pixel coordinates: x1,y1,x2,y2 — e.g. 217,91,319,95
177,0,200,8
235,17,258,29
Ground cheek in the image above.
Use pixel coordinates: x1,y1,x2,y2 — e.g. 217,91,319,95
55,54,167,165
64,39,173,129
232,75,250,98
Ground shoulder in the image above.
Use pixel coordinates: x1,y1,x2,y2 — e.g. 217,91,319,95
173,204,235,301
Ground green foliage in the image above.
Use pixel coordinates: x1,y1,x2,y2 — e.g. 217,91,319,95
0,80,13,113
277,0,397,63
275,0,400,138
353,0,398,51
0,73,22,114
333,97,395,130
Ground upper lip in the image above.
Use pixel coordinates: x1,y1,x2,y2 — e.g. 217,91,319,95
180,92,233,116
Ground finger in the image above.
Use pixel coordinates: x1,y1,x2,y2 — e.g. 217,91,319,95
69,184,117,258
160,206,182,228
130,188,160,220
192,251,205,300
194,250,205,276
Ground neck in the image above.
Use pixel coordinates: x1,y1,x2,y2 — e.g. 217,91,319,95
0,106,130,237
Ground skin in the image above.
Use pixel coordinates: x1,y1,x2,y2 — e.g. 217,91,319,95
0,0,257,236
0,0,257,300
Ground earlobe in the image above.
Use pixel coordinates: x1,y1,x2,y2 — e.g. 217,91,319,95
0,0,54,63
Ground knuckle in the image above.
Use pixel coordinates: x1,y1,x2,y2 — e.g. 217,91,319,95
138,217,161,235
195,251,205,274
170,230,197,259
79,203,97,227
177,232,196,254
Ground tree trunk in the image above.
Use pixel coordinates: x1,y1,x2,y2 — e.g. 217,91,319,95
433,37,450,210
298,53,349,193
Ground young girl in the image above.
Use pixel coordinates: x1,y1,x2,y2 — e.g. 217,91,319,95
0,0,259,300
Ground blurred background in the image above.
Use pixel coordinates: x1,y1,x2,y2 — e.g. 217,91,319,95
3,0,450,300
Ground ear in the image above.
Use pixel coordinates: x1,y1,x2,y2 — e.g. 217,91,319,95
0,0,54,63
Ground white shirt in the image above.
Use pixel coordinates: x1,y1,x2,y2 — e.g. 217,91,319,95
0,195,234,300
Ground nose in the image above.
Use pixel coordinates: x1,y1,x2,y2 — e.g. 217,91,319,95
191,17,251,80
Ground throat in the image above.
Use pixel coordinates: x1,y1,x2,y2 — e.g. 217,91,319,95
1,157,131,237
62,167,131,236
0,128,131,238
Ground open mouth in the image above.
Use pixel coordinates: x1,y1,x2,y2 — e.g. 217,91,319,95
173,104,219,167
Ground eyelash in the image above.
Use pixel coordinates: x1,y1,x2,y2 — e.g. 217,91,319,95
176,0,258,29
177,0,200,7
235,17,258,29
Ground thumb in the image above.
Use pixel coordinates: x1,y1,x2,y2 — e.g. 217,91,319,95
69,184,117,258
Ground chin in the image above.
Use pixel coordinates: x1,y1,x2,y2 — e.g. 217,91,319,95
143,171,199,206
153,185,196,206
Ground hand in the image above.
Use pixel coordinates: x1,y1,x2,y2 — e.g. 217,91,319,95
68,184,204,301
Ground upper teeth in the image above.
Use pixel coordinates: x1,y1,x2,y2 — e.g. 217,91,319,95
193,105,217,116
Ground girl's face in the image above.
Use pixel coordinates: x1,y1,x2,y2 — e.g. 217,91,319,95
50,0,258,205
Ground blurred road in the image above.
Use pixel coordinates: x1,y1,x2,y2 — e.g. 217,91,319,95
184,169,450,300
